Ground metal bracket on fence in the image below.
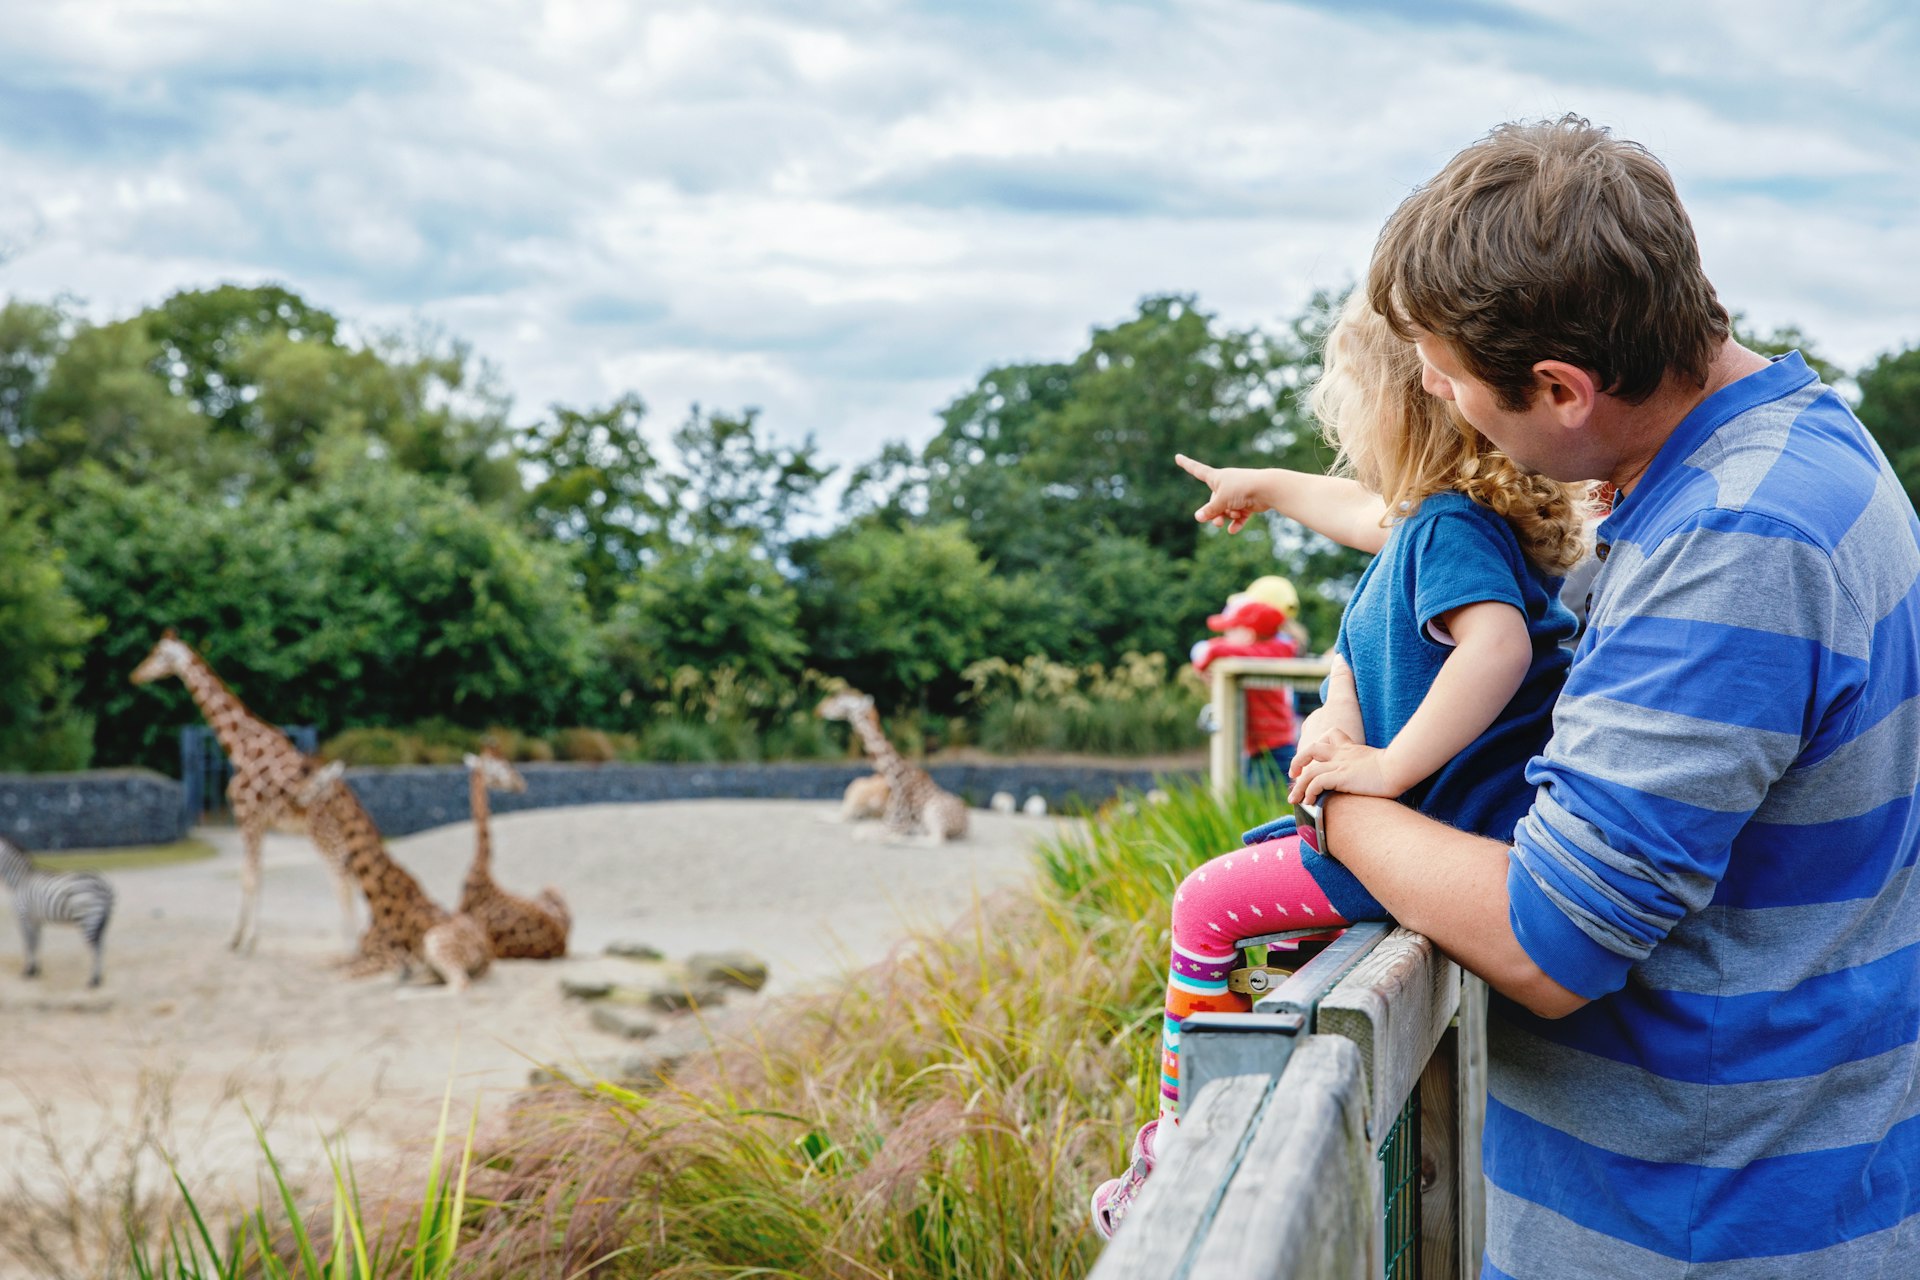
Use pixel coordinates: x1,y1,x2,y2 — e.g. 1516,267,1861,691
1179,921,1389,1111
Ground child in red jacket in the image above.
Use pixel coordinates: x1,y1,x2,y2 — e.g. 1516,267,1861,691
1190,594,1300,786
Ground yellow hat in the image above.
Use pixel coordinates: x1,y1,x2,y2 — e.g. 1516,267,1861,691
1243,575,1298,617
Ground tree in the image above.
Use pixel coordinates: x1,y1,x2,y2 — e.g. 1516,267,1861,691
12,286,520,503
52,464,599,768
0,492,99,769
856,294,1339,578
519,394,671,616
1857,345,1920,511
24,318,239,491
604,542,807,694
795,521,1001,710
0,299,65,458
665,406,833,556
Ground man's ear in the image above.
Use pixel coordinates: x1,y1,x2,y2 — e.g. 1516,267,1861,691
1532,360,1598,429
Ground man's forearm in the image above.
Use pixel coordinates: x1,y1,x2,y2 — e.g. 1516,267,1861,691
1320,792,1588,1018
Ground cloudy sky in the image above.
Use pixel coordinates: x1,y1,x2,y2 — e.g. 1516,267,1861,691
2,0,1916,474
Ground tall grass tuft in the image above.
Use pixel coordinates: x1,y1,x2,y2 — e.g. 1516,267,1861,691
128,1087,478,1280
139,778,1288,1279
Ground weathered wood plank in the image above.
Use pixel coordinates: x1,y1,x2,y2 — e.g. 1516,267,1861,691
1455,972,1489,1277
1209,666,1242,800
1208,658,1333,797
1317,927,1459,1149
1419,1026,1460,1280
1186,1035,1374,1280
1088,1073,1272,1280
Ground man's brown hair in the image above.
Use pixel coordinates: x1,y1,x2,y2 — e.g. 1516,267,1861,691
1368,114,1730,410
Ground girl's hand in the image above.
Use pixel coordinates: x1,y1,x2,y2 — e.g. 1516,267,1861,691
1288,730,1411,806
1176,454,1274,534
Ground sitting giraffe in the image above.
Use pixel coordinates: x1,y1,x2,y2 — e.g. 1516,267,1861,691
459,749,570,960
295,762,492,989
818,690,969,843
131,631,357,952
836,773,891,823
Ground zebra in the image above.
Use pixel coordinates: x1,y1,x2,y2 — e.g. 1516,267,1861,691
1,836,115,988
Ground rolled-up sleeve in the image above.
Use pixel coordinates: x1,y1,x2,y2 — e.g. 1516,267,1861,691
1508,512,1865,998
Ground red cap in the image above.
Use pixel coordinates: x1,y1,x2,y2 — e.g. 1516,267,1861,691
1206,600,1285,637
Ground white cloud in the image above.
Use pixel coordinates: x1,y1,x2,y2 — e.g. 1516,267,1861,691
1,0,1916,481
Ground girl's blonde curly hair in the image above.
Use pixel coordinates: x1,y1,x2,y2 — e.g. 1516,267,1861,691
1309,290,1594,575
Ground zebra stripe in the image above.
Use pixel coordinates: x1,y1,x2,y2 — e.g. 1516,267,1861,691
3,837,115,987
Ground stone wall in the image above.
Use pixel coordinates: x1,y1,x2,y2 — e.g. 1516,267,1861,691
345,759,1201,837
0,770,190,852
0,760,1204,847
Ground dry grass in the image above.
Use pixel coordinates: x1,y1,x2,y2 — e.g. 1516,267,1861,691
134,779,1288,1279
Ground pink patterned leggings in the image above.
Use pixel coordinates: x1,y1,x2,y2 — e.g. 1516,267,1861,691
1156,833,1347,1119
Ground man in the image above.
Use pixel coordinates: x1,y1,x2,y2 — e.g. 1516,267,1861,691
1294,117,1920,1276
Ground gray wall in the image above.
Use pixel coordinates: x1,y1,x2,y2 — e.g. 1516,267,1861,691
0,760,1203,848
345,760,1200,837
0,770,190,852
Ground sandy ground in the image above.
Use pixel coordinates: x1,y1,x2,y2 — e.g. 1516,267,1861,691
0,800,1065,1279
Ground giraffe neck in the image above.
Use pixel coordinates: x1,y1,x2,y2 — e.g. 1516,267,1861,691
323,786,442,920
177,651,274,764
852,709,906,779
467,769,494,887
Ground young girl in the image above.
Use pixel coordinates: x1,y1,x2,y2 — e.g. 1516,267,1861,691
1090,291,1591,1238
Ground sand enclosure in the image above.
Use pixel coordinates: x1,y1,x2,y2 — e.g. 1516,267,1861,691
0,799,1063,1279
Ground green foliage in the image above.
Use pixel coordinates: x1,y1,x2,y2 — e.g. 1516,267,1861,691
8,285,517,504
664,405,833,551
0,298,66,452
520,399,832,617
850,293,1339,574
1857,345,1920,512
131,1090,477,1280
965,652,1205,756
54,465,598,769
0,492,99,770
605,542,807,689
797,521,1001,709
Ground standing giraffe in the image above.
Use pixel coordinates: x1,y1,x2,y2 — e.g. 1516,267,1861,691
817,690,969,842
295,762,491,989
458,749,570,960
130,631,357,952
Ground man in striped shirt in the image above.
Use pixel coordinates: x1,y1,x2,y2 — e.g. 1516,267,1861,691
1294,116,1920,1275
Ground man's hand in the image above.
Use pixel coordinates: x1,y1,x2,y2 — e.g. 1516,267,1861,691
1176,454,1272,534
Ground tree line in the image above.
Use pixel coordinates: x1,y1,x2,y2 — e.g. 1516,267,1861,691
1,284,1915,772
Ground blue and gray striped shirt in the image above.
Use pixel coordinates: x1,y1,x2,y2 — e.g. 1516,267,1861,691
1486,353,1920,1277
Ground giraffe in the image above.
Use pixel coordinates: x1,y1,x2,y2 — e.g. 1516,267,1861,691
130,630,357,952
458,749,570,960
294,761,491,989
817,690,969,842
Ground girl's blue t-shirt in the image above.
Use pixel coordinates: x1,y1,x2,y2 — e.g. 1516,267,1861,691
1333,490,1575,844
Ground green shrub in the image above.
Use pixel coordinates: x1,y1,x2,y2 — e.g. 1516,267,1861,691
552,726,618,762
637,718,722,762
319,726,424,766
964,652,1205,756
759,711,837,760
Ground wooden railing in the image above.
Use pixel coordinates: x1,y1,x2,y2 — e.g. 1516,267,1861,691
1090,925,1489,1278
1204,656,1333,799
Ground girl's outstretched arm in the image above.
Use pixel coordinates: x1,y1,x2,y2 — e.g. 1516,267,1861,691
1289,599,1532,803
1176,454,1391,553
